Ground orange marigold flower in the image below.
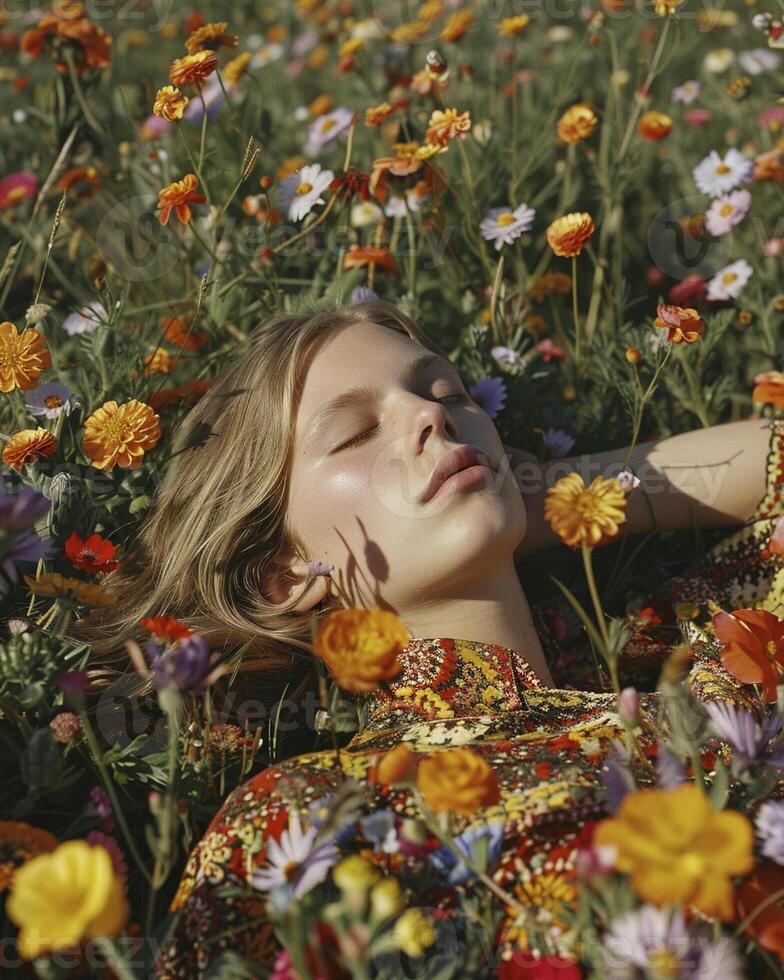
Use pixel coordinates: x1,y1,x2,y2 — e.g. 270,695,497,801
498,15,531,36
557,102,598,145
308,93,333,117
156,173,206,226
638,110,673,141
529,272,572,302
546,212,595,258
365,101,393,127
417,746,500,815
21,2,112,74
753,147,784,185
544,472,627,548
712,607,784,703
752,371,784,408
425,107,471,147
626,347,642,364
369,142,424,203
64,531,120,573
3,428,57,471
653,304,705,344
440,9,475,42
314,607,410,694
0,321,51,392
372,744,419,786
142,347,176,375
139,615,193,644
153,85,189,121
162,315,208,351
82,399,161,472
57,165,100,200
343,245,398,277
168,50,218,87
222,51,251,86
23,572,116,607
0,822,58,893
184,21,238,55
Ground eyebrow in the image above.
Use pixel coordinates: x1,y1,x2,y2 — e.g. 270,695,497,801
303,352,454,451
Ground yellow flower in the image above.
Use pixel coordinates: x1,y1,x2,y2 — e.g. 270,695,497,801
416,745,500,815
594,783,754,919
544,472,627,549
6,839,129,960
223,51,251,86
332,855,382,894
3,428,57,472
82,399,161,472
309,93,333,117
24,572,117,608
557,102,598,144
498,15,530,36
546,212,595,257
373,743,419,786
393,908,437,958
169,50,218,87
314,608,410,694
370,877,406,920
425,107,472,147
654,0,684,15
184,21,238,55
0,822,58,893
440,9,475,42
0,321,52,392
638,110,673,141
152,85,189,121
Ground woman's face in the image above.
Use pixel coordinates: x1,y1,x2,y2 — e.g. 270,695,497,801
286,320,527,609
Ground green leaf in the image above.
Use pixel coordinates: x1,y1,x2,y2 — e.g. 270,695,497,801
129,494,151,515
550,575,606,655
708,754,730,811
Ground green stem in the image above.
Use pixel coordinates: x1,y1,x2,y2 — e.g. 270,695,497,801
572,255,581,363
93,937,139,980
581,544,618,693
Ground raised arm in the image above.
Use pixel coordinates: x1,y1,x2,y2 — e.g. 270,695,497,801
507,417,774,559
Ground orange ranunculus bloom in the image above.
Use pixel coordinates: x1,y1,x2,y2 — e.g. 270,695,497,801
169,50,218,87
0,321,51,392
142,347,176,376
3,428,57,471
425,107,471,147
735,861,784,958
313,608,410,694
343,245,398,277
369,142,424,203
64,531,120,573
544,472,627,549
753,147,784,185
546,212,595,258
557,102,598,145
21,2,112,74
638,110,673,140
153,85,189,121
752,371,784,408
0,822,58,893
440,9,475,42
416,746,501,815
184,21,238,55
372,744,419,786
594,783,754,920
82,399,161,472
162,315,209,351
140,615,194,644
711,607,784,703
156,174,206,226
653,304,705,344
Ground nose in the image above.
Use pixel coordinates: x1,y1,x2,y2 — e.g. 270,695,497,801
408,395,460,454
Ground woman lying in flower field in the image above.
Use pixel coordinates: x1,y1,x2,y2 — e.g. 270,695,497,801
1,0,784,977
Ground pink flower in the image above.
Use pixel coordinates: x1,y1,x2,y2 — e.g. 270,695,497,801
763,238,783,257
668,273,707,307
757,106,784,129
0,170,37,210
86,831,128,884
683,108,711,126
536,338,567,362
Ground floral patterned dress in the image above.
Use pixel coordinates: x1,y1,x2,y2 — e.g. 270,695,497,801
154,420,784,979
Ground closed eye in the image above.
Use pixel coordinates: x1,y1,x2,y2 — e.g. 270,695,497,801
334,393,470,452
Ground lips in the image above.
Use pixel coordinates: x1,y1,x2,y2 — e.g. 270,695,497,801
420,445,495,504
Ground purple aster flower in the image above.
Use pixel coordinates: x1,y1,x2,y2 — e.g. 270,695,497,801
145,634,215,694
468,376,507,419
88,785,113,819
0,485,50,530
656,745,687,789
601,743,635,813
251,809,339,905
756,801,784,865
704,701,784,769
431,821,504,885
540,427,575,458
184,76,225,123
62,302,106,336
350,286,379,304
25,382,80,420
359,810,399,854
0,529,50,597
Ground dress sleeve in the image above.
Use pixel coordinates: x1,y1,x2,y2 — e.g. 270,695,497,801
153,766,294,978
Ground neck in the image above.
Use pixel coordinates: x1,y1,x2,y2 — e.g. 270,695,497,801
399,560,554,687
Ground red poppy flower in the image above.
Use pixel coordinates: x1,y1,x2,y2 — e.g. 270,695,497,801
139,615,194,645
64,531,120,573
712,607,784,702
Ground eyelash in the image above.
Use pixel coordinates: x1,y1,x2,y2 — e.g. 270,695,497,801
335,394,470,451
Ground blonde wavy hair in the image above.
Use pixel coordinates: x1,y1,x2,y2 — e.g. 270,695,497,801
69,299,451,733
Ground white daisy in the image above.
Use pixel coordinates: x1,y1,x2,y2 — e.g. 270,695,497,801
479,203,536,251
671,80,702,104
350,200,384,227
706,258,754,301
277,164,334,222
693,148,753,198
304,107,354,157
738,47,780,75
704,188,752,237
250,809,338,901
250,43,284,68
703,48,735,74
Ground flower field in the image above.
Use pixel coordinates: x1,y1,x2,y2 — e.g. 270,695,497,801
0,0,784,976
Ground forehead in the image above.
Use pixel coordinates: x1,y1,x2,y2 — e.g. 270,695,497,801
294,320,431,428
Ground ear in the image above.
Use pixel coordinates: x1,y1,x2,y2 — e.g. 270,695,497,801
262,550,332,614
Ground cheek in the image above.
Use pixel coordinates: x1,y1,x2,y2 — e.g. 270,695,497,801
290,460,375,537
